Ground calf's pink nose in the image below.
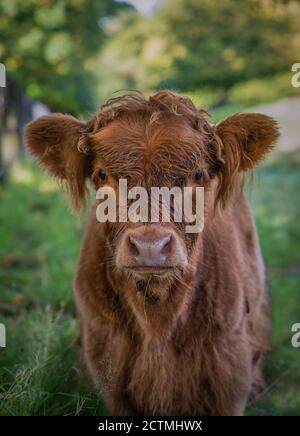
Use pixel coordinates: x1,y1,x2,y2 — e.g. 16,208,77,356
127,232,172,267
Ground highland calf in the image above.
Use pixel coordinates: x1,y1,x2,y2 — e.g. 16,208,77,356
25,92,279,416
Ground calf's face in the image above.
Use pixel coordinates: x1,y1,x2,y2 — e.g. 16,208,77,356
25,93,278,320
90,114,207,288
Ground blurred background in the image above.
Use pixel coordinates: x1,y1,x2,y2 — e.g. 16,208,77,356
0,0,299,416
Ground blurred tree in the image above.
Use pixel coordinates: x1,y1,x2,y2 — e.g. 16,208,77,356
96,0,300,103
0,0,130,114
158,0,300,91
93,11,163,100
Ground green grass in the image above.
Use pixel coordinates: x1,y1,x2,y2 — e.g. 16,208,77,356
0,163,105,416
0,147,299,415
245,151,300,416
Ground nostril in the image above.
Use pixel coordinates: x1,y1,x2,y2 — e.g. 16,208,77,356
160,234,172,256
128,235,141,256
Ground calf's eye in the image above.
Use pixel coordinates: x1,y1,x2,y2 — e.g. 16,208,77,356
194,169,203,181
98,169,107,180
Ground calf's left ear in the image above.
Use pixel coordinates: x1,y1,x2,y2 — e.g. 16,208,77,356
25,114,90,211
215,113,279,171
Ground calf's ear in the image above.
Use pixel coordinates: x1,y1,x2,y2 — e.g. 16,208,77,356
25,114,90,211
213,113,279,205
215,113,279,171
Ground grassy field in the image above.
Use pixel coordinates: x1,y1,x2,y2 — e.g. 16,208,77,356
0,134,299,415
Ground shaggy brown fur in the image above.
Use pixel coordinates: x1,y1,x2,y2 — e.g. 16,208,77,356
25,91,279,416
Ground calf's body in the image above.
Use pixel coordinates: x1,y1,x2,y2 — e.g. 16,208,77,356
25,91,278,415
75,194,270,416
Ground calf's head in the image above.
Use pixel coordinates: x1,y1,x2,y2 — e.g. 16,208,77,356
25,92,278,325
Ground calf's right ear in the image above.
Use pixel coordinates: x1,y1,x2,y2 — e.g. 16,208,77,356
25,114,90,211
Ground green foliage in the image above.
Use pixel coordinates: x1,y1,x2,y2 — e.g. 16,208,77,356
164,74,300,115
95,0,300,104
228,73,300,106
1,0,299,110
0,163,105,415
246,151,300,415
93,10,163,101
184,88,226,108
0,309,105,416
158,0,300,90
0,0,129,114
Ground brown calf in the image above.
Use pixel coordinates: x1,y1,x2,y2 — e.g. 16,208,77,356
25,92,279,416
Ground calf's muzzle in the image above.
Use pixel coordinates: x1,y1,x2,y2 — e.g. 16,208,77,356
116,225,188,276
